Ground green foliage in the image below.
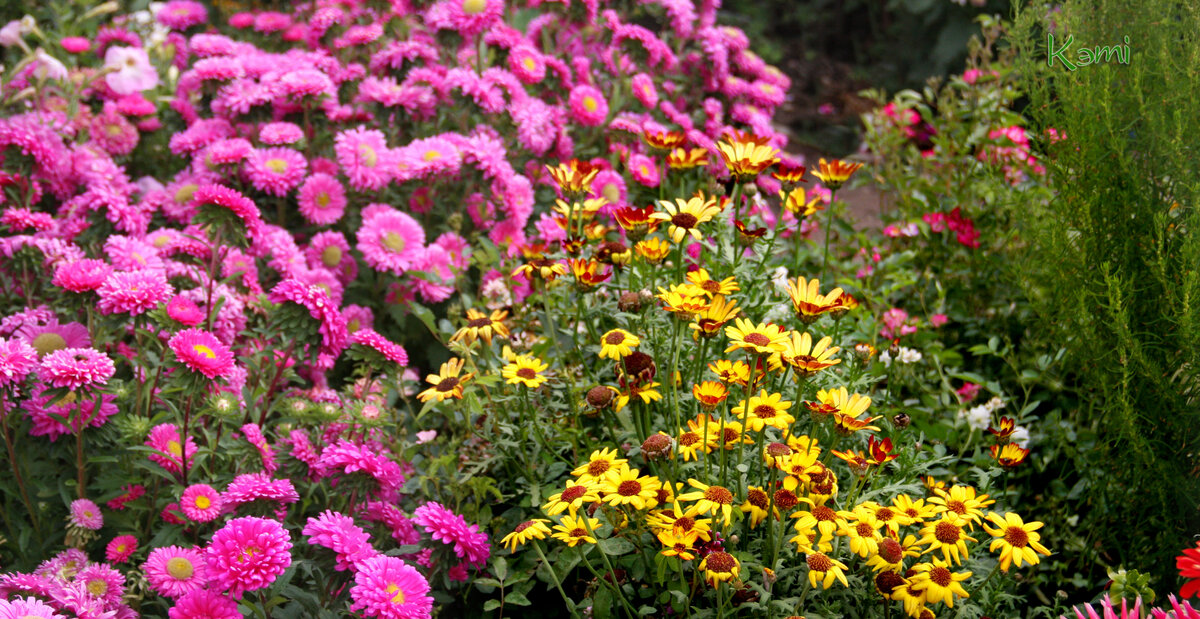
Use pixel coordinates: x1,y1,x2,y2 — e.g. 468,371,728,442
1009,0,1200,592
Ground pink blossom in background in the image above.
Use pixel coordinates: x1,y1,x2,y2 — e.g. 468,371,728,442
957,382,981,403
104,46,159,95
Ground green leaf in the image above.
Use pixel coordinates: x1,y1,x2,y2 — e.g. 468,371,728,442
599,537,635,556
493,556,508,582
505,592,532,606
593,586,613,619
475,577,503,589
483,599,502,612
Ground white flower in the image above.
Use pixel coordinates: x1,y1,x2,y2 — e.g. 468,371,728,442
1011,425,1030,448
481,278,511,310
32,48,67,81
983,396,1005,413
415,430,438,444
771,266,790,294
104,46,159,95
960,405,991,431
763,302,791,325
880,350,892,367
898,347,923,364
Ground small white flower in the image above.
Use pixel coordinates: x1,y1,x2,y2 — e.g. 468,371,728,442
880,350,892,367
1011,425,1030,448
771,266,790,294
984,396,1006,412
898,347,923,364
959,405,991,431
32,48,67,82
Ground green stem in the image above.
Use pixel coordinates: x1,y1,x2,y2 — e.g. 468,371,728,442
533,540,578,618
819,189,838,283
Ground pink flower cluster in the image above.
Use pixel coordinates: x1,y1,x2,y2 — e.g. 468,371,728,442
923,207,982,249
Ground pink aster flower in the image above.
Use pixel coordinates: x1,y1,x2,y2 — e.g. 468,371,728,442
107,484,145,511
15,320,90,358
61,36,90,54
569,84,608,126
411,502,490,567
356,205,425,276
317,440,405,495
168,328,235,379
241,423,277,474
192,183,264,240
335,127,390,191
169,589,241,619
97,269,173,316
628,153,660,187
0,336,37,387
158,1,208,30
630,73,658,109
297,173,347,226
106,535,138,564
104,47,159,95
69,498,103,530
0,597,63,618
180,484,223,522
26,386,118,441
425,0,503,37
37,348,115,390
258,122,304,145
303,510,379,572
167,295,205,326
145,423,197,475
508,46,545,84
350,555,433,619
350,329,409,367
89,104,139,156
144,545,207,598
246,148,307,197
222,472,299,510
206,516,292,598
76,563,125,605
267,279,348,358
52,259,113,293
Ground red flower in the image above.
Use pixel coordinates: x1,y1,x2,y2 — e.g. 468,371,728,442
1179,540,1200,599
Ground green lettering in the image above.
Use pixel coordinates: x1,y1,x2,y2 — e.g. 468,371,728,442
1047,33,1077,70
1092,45,1117,63
1077,47,1093,66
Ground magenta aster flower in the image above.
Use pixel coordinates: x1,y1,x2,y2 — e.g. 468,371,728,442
158,0,208,30
356,205,425,276
69,498,103,530
569,85,609,126
169,589,241,619
258,122,304,145
335,126,390,191
205,516,292,598
350,329,409,367
144,545,207,598
628,153,660,187
508,46,545,84
425,0,503,37
145,423,197,475
297,173,347,226
105,535,138,564
76,563,125,605
192,183,264,240
15,320,90,357
97,269,173,316
169,328,235,379
241,423,277,475
26,387,118,441
246,148,307,197
37,348,115,390
166,295,206,326
0,597,63,618
180,484,223,522
223,472,299,510
50,258,111,293
303,510,379,572
411,502,490,567
0,336,37,387
267,279,348,357
350,555,433,619
317,440,406,495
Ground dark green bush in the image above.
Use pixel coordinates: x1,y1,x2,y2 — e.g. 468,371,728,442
1010,0,1200,593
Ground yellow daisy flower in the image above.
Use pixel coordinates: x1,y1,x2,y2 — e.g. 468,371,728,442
716,131,780,180
501,354,549,389
600,467,662,511
691,382,729,412
916,513,977,565
928,485,994,529
892,494,939,525
677,479,736,527
981,512,1052,572
450,308,509,346
650,195,721,244
812,157,863,191
512,257,568,282
786,276,844,324
778,331,841,377
657,529,700,561
546,159,599,195
698,551,740,585
793,500,847,540
780,186,824,217
634,237,672,263
551,513,600,547
836,508,884,558
731,390,794,433
690,295,741,339
686,269,739,298
667,147,708,170
864,534,922,573
708,359,751,386
805,551,850,589
657,284,710,317
598,329,640,360
572,448,628,484
542,479,601,516
724,318,788,357
500,519,552,552
417,358,473,403
910,558,972,608
740,486,777,528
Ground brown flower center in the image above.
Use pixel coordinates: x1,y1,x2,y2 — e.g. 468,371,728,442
743,333,771,347
876,507,895,522
617,480,643,497
436,377,460,392
773,489,799,510
604,331,627,345
586,460,611,476
856,522,874,537
946,500,967,515
746,488,768,508
878,538,903,564
705,551,735,573
560,485,587,503
569,528,587,538
704,486,734,505
934,521,961,544
671,212,699,228
1004,526,1029,548
467,317,493,328
674,516,695,531
875,571,905,596
929,566,953,587
701,280,721,293
754,404,777,418
812,506,837,522
766,442,792,457
513,521,534,534
679,432,700,446
806,553,833,572
516,368,537,380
